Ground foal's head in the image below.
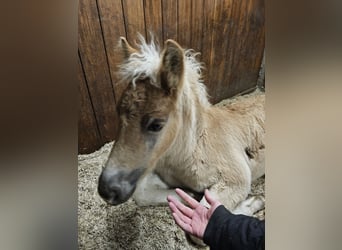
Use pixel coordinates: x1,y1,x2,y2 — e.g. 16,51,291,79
98,37,186,205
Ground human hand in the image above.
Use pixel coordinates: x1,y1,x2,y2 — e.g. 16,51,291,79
167,188,222,239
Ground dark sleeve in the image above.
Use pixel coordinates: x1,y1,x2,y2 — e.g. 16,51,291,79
203,205,265,250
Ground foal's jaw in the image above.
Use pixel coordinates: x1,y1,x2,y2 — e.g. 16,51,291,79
98,165,144,205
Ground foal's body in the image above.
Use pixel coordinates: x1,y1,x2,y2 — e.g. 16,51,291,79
134,92,265,212
98,35,265,222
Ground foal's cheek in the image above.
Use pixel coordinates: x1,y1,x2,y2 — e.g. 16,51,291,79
145,134,159,151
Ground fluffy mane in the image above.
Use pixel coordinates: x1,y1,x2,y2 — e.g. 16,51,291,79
117,35,207,102
118,35,161,87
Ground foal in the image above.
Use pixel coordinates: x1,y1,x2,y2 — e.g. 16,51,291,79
98,36,265,218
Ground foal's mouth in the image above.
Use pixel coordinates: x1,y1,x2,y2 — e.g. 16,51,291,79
101,188,136,206
98,181,136,206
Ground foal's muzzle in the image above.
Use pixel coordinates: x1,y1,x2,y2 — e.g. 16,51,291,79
98,167,143,205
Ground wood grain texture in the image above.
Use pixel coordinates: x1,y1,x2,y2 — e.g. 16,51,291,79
203,0,264,103
97,0,127,102
78,54,102,154
201,0,216,99
177,0,192,47
217,0,265,100
144,0,163,44
78,0,265,153
162,0,178,41
122,0,146,42
78,0,119,146
206,0,233,103
190,0,204,52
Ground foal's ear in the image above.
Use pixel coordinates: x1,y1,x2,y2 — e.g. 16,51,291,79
160,39,184,94
119,37,137,60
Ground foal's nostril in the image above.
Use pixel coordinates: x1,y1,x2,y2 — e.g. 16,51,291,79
98,168,140,205
98,174,120,201
107,185,122,200
98,173,129,206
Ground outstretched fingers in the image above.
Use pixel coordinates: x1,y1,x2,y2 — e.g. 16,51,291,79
175,188,199,209
167,195,194,234
172,212,193,234
169,201,192,225
168,195,194,218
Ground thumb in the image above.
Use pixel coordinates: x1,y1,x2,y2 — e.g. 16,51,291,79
205,190,222,215
204,189,217,205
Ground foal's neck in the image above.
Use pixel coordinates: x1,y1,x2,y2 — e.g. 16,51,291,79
170,79,210,161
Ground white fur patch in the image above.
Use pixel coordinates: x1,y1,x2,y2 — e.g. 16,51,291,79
118,35,209,107
118,34,161,87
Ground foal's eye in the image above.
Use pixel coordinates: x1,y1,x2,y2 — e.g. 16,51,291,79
147,120,164,132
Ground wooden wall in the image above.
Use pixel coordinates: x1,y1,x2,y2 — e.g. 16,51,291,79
78,0,265,154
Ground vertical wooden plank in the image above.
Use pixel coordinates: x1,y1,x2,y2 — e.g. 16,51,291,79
177,0,192,47
162,0,178,41
78,0,119,144
223,0,247,96
144,0,163,44
97,0,127,102
226,0,265,95
78,53,102,154
122,0,146,42
209,0,236,103
190,0,204,52
201,0,216,99
203,0,222,102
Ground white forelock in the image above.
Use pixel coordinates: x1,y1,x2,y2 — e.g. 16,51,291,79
117,35,209,107
118,34,161,87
